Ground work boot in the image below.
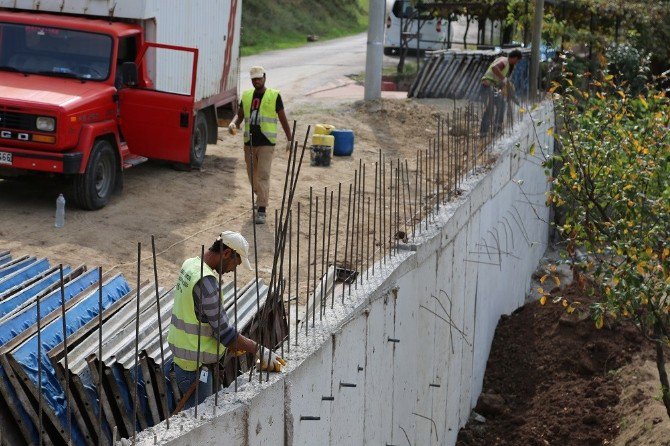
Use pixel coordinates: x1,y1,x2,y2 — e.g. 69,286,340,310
254,210,266,225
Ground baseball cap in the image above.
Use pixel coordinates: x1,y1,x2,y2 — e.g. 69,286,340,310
218,231,253,270
249,66,265,79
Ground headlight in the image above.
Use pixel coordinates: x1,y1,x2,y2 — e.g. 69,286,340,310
36,117,56,132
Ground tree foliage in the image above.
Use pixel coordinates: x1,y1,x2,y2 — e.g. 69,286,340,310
546,63,670,416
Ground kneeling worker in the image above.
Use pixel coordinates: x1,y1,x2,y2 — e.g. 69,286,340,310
168,230,286,409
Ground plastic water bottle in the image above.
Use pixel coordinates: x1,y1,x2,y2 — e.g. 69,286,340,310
55,194,65,228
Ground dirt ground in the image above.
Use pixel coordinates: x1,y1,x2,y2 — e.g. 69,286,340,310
0,97,476,297
456,280,670,446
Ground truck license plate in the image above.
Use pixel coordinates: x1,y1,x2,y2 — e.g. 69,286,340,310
0,152,12,166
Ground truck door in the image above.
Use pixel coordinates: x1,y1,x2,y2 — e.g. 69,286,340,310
118,43,198,164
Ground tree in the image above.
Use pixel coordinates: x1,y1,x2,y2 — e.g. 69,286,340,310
545,66,670,417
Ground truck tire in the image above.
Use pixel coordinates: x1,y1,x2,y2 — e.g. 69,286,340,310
73,140,117,210
190,111,207,168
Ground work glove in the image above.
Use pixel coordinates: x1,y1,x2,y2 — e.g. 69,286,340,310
256,346,286,372
228,122,237,135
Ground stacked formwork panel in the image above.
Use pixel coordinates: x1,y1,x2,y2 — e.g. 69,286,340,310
409,48,530,100
0,251,277,446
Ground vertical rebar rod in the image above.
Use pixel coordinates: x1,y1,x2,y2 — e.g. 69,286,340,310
313,196,318,327
37,276,43,446
360,164,366,285
412,150,421,238
151,236,169,425
326,189,334,311
425,148,429,230
349,160,363,293
287,209,292,353
296,202,301,345
349,171,357,296
401,160,408,236
436,119,441,211
380,150,386,266
233,265,238,392
320,187,327,319
306,190,312,335
247,139,262,385
59,265,72,445
388,159,393,256
342,183,352,304
378,149,386,268
395,163,400,253
97,266,103,440
372,162,378,275
366,196,371,278
404,159,413,238
331,183,341,308
418,150,422,235
133,242,141,443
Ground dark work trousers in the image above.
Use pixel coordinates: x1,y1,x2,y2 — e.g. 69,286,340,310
479,83,506,136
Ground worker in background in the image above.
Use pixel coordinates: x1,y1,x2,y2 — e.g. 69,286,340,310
167,231,285,410
480,49,523,136
228,66,292,225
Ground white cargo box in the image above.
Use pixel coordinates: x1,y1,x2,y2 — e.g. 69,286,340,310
0,0,241,104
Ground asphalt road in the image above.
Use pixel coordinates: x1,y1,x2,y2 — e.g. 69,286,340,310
240,33,369,102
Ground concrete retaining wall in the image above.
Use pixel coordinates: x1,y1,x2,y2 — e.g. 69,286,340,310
138,103,554,446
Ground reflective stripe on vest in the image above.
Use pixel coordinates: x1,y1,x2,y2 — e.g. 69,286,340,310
242,88,280,144
167,257,227,372
482,57,510,85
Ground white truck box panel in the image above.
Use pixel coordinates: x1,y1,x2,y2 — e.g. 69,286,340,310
0,0,241,104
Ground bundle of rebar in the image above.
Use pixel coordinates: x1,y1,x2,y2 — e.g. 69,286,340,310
409,48,531,100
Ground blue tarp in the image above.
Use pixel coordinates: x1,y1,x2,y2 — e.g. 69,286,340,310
0,257,36,279
11,275,130,445
0,267,72,316
0,259,50,294
0,268,99,445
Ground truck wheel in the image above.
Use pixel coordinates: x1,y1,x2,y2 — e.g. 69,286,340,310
190,111,207,168
73,140,117,210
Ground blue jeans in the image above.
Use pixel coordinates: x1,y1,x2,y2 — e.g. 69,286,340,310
174,363,214,410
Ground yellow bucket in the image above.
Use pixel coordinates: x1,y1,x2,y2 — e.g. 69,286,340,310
312,134,335,147
314,124,335,135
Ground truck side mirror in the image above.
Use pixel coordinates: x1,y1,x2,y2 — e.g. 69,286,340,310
121,62,138,87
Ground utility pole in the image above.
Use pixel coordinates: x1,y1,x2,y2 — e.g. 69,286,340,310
365,0,385,100
529,0,545,101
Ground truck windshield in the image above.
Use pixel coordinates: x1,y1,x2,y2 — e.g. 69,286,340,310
0,22,112,81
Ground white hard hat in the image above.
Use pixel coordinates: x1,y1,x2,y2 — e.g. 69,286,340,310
249,66,265,79
218,231,253,270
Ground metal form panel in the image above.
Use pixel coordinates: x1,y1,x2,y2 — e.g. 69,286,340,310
409,49,530,101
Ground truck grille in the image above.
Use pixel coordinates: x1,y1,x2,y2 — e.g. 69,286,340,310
0,110,36,131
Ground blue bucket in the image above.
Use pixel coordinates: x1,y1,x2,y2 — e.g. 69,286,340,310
331,129,354,156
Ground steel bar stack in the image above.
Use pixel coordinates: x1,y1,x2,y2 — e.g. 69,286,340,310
409,48,531,100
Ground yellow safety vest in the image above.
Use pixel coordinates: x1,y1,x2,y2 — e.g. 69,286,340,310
242,88,279,144
482,56,510,85
167,257,227,372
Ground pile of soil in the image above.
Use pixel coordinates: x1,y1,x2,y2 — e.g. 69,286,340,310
457,282,649,446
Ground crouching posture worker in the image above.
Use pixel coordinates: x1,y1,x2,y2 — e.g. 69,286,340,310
168,231,286,409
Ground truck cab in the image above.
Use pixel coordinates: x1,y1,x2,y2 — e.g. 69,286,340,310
0,2,240,209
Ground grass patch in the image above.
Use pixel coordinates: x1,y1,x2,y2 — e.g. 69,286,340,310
241,0,368,56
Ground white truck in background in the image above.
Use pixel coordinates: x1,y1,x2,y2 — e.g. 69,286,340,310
384,0,450,55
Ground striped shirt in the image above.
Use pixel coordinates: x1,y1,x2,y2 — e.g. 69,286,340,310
192,276,238,347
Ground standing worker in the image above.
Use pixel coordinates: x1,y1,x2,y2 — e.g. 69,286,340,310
167,231,286,410
228,66,292,225
480,49,523,136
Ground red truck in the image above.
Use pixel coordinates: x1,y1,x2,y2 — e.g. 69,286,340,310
0,1,241,209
